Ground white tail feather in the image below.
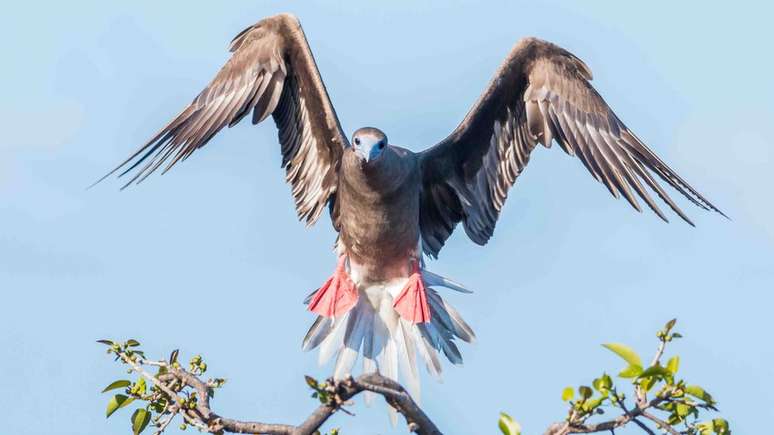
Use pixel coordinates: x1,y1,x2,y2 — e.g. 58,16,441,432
422,270,473,293
303,266,475,415
397,320,421,401
318,312,349,365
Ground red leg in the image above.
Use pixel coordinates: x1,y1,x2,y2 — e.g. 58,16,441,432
393,261,432,323
308,256,358,319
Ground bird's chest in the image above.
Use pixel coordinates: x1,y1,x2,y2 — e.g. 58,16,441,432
337,167,421,268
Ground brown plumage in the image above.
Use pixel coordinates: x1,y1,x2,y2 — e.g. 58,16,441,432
98,13,346,225
337,144,421,281
418,38,724,257
100,14,723,399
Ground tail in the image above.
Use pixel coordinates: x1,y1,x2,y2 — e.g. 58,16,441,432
302,268,475,408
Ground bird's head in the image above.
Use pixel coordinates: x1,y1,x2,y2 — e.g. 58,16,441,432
351,127,388,165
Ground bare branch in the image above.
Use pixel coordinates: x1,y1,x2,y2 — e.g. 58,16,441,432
641,412,680,435
649,339,667,368
293,373,436,434
153,404,179,435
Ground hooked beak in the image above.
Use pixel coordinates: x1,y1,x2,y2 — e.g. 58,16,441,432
354,147,371,163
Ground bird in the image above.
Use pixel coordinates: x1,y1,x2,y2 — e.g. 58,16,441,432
98,13,724,401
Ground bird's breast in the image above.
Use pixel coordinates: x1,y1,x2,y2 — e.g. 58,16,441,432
337,153,421,280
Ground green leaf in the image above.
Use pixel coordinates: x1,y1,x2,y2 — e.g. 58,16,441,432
106,394,134,418
664,318,677,332
666,356,680,375
126,339,141,347
97,339,114,346
131,409,151,435
697,421,714,435
712,418,730,434
305,376,319,389
618,364,644,378
592,374,612,392
601,373,612,389
640,376,656,392
583,397,604,412
169,349,179,364
101,380,131,393
136,377,147,395
561,387,574,402
498,412,521,435
638,364,671,379
578,386,592,399
686,385,714,403
676,403,691,417
602,343,643,367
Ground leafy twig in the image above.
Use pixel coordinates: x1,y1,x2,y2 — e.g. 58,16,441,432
98,340,439,435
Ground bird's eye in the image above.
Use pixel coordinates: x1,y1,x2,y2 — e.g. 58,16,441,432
354,137,361,146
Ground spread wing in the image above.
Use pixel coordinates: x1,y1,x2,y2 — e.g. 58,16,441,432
100,14,347,225
418,37,724,258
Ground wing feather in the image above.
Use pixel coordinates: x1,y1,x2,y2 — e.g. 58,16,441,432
418,37,723,257
99,14,347,226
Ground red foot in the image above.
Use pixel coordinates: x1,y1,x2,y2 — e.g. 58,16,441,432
308,256,358,319
393,262,432,323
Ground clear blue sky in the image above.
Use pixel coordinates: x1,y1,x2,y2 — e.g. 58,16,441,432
1,1,772,434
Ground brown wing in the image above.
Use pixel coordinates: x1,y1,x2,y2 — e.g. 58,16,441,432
100,13,347,225
418,37,724,258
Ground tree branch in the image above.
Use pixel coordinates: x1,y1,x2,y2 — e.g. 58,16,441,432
118,352,438,435
641,411,679,435
543,395,668,435
294,374,440,435
101,321,729,435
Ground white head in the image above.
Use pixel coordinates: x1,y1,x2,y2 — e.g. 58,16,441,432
351,127,388,164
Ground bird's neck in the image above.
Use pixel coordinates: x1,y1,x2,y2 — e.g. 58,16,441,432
341,148,416,199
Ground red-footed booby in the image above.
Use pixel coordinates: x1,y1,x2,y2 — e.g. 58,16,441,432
98,13,724,401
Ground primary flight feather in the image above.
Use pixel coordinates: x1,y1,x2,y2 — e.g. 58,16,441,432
100,13,723,400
